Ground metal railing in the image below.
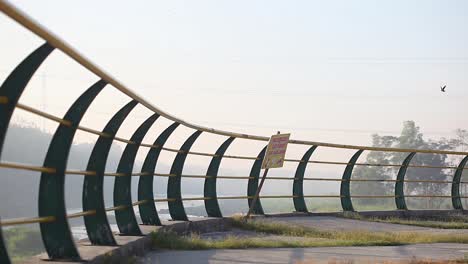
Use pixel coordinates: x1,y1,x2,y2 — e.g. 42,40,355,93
1,1,468,262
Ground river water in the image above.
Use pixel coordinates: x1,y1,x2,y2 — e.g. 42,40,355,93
68,195,204,240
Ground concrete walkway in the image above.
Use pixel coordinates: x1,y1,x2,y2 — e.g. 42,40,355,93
261,216,468,235
141,216,468,263
141,243,468,263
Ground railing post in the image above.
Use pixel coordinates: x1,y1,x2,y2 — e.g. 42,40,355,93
114,113,159,235
0,218,9,264
39,80,107,260
139,122,180,225
395,152,416,210
83,100,137,245
340,149,364,212
247,146,267,215
168,130,203,221
0,42,54,263
204,137,235,217
293,146,317,213
452,156,468,210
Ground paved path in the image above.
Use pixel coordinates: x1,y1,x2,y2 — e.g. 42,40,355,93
141,243,468,263
141,216,468,263
261,216,468,235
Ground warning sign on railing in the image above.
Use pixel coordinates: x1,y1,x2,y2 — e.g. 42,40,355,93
261,133,290,169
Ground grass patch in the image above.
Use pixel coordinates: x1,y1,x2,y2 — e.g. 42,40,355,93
151,231,402,250
231,216,468,244
341,212,468,229
370,218,468,229
2,227,44,262
151,216,468,250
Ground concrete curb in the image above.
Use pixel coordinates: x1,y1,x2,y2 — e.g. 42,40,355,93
24,217,233,264
259,209,468,219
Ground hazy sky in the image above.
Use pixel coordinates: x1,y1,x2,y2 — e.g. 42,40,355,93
1,0,468,166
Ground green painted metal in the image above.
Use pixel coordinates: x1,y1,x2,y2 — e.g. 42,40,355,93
138,122,180,225
340,149,364,212
293,146,317,212
39,80,106,260
168,130,203,221
247,146,267,215
0,42,53,264
0,218,9,264
395,152,416,210
204,137,235,217
83,100,138,245
0,43,54,150
452,156,468,210
114,114,159,235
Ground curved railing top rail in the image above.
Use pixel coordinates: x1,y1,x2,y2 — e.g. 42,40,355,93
1,0,466,156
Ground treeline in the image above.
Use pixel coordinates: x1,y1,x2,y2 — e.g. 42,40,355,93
352,121,468,209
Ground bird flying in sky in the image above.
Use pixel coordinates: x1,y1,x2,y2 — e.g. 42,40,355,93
441,85,446,92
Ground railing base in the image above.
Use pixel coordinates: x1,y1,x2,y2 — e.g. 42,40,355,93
23,217,232,264
258,209,468,219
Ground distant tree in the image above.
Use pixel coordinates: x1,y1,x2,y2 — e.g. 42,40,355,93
352,121,463,209
352,134,397,199
455,129,468,152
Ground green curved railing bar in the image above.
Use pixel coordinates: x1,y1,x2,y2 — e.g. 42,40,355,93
204,137,235,217
39,80,106,260
138,122,179,225
293,146,317,212
0,42,53,147
0,42,54,263
395,152,416,210
0,218,8,264
247,146,267,215
114,113,159,235
168,130,203,221
340,149,364,212
83,100,138,245
452,155,468,210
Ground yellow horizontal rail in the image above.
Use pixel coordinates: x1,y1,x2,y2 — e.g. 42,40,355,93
217,176,254,179
76,125,110,137
67,210,97,219
180,175,212,179
223,154,257,160
140,142,160,148
17,103,72,126
0,96,9,104
132,200,149,206
103,172,127,177
303,195,344,198
3,162,467,184
0,161,56,173
0,216,55,226
154,173,176,177
351,195,395,198
154,198,176,202
113,136,136,145
66,170,97,176
218,196,254,200
0,158,468,178
267,176,296,180
105,205,128,212
182,197,212,201
5,193,468,227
